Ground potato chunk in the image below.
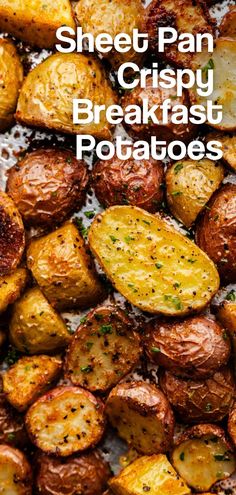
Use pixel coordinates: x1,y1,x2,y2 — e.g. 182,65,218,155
0,0,75,48
109,454,191,495
228,404,236,448
0,393,28,447
0,444,32,494
106,381,174,455
16,53,117,139
9,287,71,354
3,355,62,412
88,206,220,316
172,424,236,491
0,268,28,314
27,222,105,310
206,132,236,171
0,191,25,276
0,39,23,131
220,6,236,39
166,159,224,227
216,297,236,374
25,386,105,456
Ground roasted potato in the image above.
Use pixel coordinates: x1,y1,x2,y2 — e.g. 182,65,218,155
35,450,111,495
196,184,236,282
106,381,174,455
9,287,71,354
206,132,236,171
65,305,141,392
0,393,28,447
0,268,28,314
0,444,32,494
228,403,236,448
216,296,236,374
3,355,62,412
27,222,105,310
0,191,25,276
144,315,231,378
220,6,236,39
74,0,144,70
166,159,224,228
92,156,164,213
0,0,75,49
6,149,89,227
171,424,236,492
88,206,220,316
0,39,23,131
16,53,117,139
159,367,235,423
144,0,214,68
25,386,105,456
122,77,195,143
109,454,191,495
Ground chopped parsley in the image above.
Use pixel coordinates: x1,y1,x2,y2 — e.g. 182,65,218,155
174,163,183,174
99,324,113,335
225,290,236,302
80,365,93,373
155,262,163,269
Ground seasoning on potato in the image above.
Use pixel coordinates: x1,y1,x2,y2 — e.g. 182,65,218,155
6,149,89,227
25,386,105,456
228,404,236,448
0,393,28,447
206,132,236,171
219,6,236,39
0,39,23,131
0,268,28,314
0,444,32,494
88,205,220,315
0,191,25,276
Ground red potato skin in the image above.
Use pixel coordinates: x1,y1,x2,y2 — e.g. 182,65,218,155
173,423,234,449
6,149,89,227
0,444,32,494
0,393,29,447
228,404,236,448
0,191,25,276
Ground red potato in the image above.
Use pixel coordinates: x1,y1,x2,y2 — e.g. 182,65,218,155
228,403,236,448
0,191,25,276
0,444,32,494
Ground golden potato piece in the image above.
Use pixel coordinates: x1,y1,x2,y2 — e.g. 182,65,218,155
75,0,144,70
0,0,75,49
220,6,236,39
106,381,174,455
25,386,105,456
9,287,71,354
172,424,236,492
16,53,117,139
27,222,105,310
0,444,32,494
166,159,224,227
216,296,236,374
109,454,191,495
0,191,25,276
206,132,236,171
228,403,236,448
0,268,28,314
0,393,28,447
3,355,62,412
88,206,220,316
0,39,23,131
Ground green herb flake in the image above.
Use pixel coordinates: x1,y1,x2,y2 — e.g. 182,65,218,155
142,219,151,225
174,163,183,174
164,295,183,310
7,433,15,441
128,283,138,293
66,156,72,163
226,290,236,302
180,452,185,461
109,235,118,243
99,324,113,335
214,453,230,462
84,210,95,219
205,403,212,412
80,316,87,325
151,347,161,353
80,365,93,373
155,262,163,269
172,191,183,197
125,235,135,244
85,342,94,350
202,58,215,75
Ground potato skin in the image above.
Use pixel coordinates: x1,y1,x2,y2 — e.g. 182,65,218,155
0,393,28,447
16,53,117,139
220,6,236,38
0,268,28,314
0,444,32,494
6,149,89,227
35,450,111,495
196,184,236,282
159,367,235,423
0,39,23,131
92,156,164,212
206,132,236,171
216,298,236,375
0,191,25,276
144,316,231,378
228,403,236,448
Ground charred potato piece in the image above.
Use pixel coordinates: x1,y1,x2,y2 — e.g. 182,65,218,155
144,0,214,68
166,159,224,228
0,444,32,494
228,404,236,448
109,454,191,495
0,393,28,447
106,381,174,455
6,149,89,227
159,367,235,423
9,287,71,354
171,424,236,492
74,0,144,70
122,77,195,143
0,268,28,314
216,296,236,374
35,450,111,495
25,386,105,456
3,355,62,412
27,222,105,310
206,132,236,171
92,156,164,213
196,184,236,283
0,191,25,276
88,206,220,316
0,39,23,131
16,53,117,139
144,315,230,378
0,0,75,49
65,305,141,392
220,6,236,38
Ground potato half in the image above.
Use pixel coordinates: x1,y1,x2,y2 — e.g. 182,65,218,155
88,206,220,316
0,39,23,131
206,132,236,171
228,404,236,448
220,6,236,39
16,53,117,139
106,381,174,455
216,297,236,374
171,424,236,491
0,268,28,314
0,191,25,276
0,393,28,447
25,386,105,456
0,444,32,494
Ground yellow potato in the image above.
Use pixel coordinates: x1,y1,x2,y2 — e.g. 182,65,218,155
0,190,25,276
166,159,224,227
0,268,28,314
206,132,236,171
0,0,75,48
16,53,117,139
0,39,23,131
88,206,220,316
27,222,105,310
216,295,236,374
0,444,32,494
